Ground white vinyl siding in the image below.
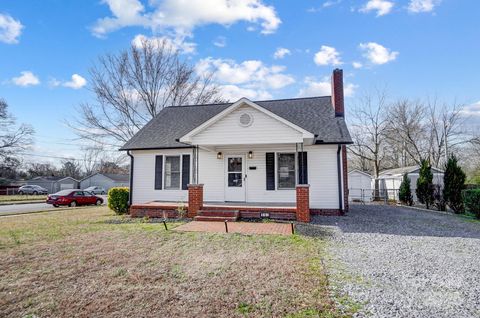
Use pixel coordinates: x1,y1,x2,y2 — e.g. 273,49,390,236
131,149,190,204
131,144,341,209
191,105,303,145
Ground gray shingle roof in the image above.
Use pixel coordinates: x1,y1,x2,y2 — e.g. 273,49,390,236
120,96,352,150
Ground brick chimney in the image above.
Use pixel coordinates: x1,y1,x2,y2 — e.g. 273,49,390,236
331,69,344,117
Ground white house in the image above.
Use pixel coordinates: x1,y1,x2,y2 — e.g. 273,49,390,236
121,69,352,222
377,165,445,201
348,170,373,202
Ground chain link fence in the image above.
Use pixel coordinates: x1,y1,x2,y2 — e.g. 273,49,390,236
349,188,400,205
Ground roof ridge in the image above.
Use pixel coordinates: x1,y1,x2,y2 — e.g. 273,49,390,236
164,95,332,109
254,95,331,103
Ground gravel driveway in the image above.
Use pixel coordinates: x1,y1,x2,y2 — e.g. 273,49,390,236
298,204,480,318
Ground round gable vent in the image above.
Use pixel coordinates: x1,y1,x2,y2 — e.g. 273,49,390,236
239,112,253,127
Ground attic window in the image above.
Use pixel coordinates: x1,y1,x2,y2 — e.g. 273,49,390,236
239,112,253,127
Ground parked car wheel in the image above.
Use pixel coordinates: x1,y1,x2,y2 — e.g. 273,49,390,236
53,204,59,208
101,191,106,195
69,201,77,207
18,191,24,195
33,191,38,195
96,199,102,206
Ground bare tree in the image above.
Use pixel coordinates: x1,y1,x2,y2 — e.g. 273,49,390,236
348,89,390,179
71,38,225,146
81,146,102,176
60,159,83,180
426,98,469,167
0,98,34,158
385,99,427,165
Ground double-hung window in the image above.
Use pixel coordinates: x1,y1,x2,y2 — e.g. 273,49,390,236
164,156,181,189
277,153,296,189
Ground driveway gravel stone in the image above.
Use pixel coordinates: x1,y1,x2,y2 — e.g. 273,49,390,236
297,204,480,318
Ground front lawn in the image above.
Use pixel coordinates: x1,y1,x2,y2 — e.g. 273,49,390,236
0,195,47,204
0,207,349,317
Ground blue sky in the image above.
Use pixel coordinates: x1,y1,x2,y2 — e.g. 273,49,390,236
0,0,479,164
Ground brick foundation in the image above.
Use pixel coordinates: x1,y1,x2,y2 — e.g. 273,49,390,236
188,184,204,218
130,206,181,218
296,185,310,222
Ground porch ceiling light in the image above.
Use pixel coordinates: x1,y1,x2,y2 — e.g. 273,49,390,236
217,152,223,159
248,151,253,159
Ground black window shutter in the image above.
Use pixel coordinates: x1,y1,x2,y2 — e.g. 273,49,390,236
182,154,190,190
266,152,275,190
298,152,308,184
155,155,163,190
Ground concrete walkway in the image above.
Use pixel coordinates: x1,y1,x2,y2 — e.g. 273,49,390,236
175,221,293,235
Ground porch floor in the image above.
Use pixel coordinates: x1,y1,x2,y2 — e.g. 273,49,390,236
174,221,293,235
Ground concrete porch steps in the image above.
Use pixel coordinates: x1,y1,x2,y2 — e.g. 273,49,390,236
193,209,239,222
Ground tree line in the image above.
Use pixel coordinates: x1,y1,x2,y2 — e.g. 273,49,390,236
348,88,479,183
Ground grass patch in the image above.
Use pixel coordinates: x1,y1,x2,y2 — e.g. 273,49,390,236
0,206,349,317
0,195,46,203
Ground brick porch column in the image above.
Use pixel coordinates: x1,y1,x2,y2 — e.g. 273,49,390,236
188,184,204,218
296,185,310,223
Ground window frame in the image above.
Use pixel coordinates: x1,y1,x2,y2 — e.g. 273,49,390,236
276,152,297,190
164,155,182,190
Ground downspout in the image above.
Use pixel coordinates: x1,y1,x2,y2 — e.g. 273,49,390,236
127,150,134,206
337,145,343,211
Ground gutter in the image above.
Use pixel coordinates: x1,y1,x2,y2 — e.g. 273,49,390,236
337,145,343,211
127,150,134,206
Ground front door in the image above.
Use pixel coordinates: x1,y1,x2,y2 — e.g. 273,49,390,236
225,155,246,202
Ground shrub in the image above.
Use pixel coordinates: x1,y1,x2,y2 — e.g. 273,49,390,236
443,155,466,213
108,187,130,215
416,159,434,209
399,173,413,206
433,185,446,211
463,189,480,219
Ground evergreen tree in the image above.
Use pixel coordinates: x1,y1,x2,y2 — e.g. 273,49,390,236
416,159,434,209
443,155,466,213
399,173,413,206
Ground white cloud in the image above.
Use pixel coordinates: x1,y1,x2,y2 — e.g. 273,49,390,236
217,84,272,101
213,36,226,48
49,74,87,89
460,101,480,117
93,0,281,37
63,74,87,89
408,0,441,13
352,61,363,69
359,42,398,65
273,47,291,59
297,76,357,98
196,57,295,90
0,13,23,44
360,0,394,16
12,71,40,87
314,46,342,66
132,34,196,54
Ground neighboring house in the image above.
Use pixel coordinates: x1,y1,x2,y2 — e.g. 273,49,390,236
377,165,445,201
26,176,79,193
348,170,373,202
121,69,352,222
80,173,130,191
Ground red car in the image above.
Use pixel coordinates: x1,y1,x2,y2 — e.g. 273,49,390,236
46,190,104,207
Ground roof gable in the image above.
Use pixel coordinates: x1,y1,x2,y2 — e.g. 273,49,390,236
179,98,314,145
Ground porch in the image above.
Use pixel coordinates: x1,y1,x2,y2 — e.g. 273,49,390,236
129,199,299,221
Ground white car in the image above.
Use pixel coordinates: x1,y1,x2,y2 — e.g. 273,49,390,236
83,186,107,195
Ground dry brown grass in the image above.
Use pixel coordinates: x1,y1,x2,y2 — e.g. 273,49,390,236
0,207,347,318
